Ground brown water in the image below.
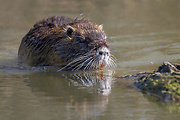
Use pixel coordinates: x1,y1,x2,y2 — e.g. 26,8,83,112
0,0,180,120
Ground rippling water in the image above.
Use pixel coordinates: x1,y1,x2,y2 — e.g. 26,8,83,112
0,0,180,120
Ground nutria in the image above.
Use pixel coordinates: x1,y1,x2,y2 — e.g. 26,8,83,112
18,16,115,71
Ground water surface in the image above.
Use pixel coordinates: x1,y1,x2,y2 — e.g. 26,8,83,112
0,0,180,120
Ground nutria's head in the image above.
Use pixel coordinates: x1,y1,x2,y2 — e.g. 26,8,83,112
51,19,115,71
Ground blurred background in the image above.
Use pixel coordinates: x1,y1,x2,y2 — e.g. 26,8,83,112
0,0,180,120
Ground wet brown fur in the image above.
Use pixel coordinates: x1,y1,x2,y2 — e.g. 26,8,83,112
18,16,108,68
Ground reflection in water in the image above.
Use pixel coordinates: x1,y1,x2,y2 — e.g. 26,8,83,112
26,69,114,119
64,70,115,95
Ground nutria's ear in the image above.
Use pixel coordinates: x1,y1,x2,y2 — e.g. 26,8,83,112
99,24,103,30
66,25,74,37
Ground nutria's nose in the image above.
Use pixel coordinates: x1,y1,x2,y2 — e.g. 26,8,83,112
97,46,110,56
99,51,109,56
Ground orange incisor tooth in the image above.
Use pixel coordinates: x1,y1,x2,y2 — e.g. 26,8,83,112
99,63,105,67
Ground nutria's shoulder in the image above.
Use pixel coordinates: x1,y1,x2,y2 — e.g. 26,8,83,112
18,16,115,70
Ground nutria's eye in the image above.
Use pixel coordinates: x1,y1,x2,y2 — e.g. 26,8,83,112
66,25,74,37
67,27,74,37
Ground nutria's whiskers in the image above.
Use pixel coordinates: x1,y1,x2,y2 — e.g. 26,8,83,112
84,58,94,71
58,55,89,71
58,53,116,71
109,56,117,67
72,57,93,71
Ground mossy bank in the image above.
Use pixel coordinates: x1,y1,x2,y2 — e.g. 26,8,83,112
121,62,180,102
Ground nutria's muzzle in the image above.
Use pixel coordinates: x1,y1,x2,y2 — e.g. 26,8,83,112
59,46,115,71
96,46,110,68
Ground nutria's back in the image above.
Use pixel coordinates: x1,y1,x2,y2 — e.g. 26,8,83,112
18,16,115,71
